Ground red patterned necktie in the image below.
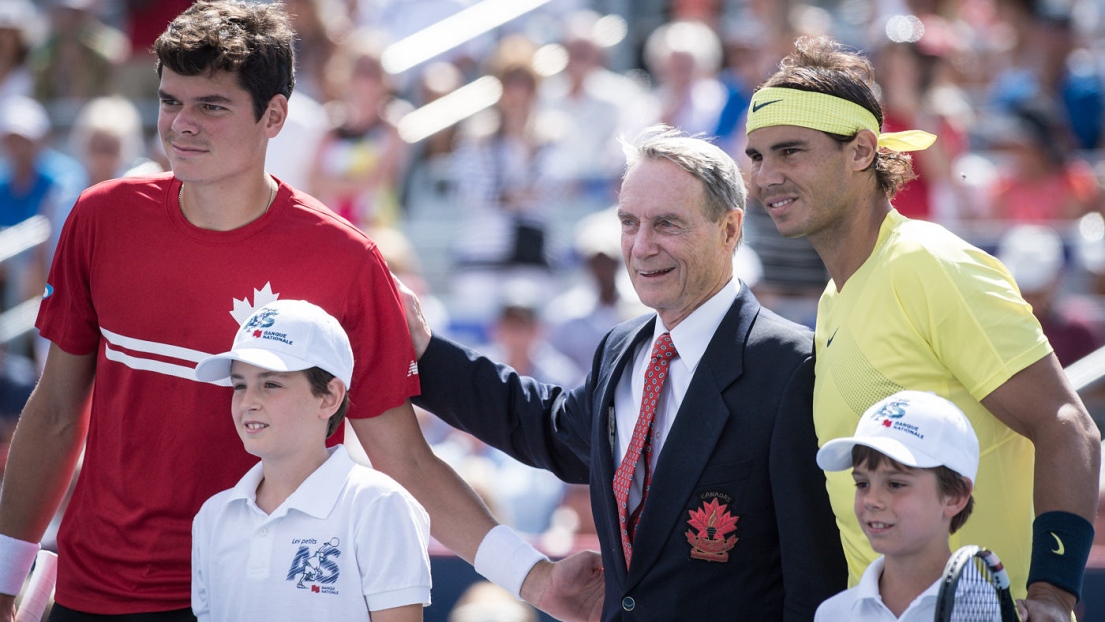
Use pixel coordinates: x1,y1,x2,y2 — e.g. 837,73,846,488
612,332,677,568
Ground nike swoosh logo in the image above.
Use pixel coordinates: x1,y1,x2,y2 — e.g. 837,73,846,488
752,99,783,112
827,329,838,347
1051,532,1065,555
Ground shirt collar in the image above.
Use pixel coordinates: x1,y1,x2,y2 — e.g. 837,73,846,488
227,445,356,520
654,279,739,374
854,555,886,604
852,555,941,614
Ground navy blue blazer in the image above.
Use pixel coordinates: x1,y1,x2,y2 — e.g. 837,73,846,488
414,285,846,621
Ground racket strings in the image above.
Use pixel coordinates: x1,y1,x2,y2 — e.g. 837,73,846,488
950,557,1003,621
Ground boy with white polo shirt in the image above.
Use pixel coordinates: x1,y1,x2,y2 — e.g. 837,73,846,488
813,390,981,622
192,299,431,622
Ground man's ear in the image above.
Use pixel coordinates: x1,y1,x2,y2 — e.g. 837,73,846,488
263,94,289,138
723,207,743,250
850,129,879,171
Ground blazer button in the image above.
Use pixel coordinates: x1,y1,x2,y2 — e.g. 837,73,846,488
622,596,635,611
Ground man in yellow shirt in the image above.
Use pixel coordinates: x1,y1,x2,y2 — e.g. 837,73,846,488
743,35,1100,622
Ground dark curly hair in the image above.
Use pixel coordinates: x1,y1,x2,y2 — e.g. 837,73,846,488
760,36,917,198
154,0,295,121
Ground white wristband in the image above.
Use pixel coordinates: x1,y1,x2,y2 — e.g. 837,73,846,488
473,525,548,599
0,534,40,596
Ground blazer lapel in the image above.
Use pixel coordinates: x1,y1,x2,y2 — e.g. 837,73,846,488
593,317,655,580
625,289,760,583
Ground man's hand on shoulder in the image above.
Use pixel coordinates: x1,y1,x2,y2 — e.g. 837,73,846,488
392,273,432,359
519,551,604,622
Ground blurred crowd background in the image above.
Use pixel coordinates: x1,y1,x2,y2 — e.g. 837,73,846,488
5,0,1105,617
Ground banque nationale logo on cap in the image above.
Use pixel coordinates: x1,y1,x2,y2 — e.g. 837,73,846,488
871,398,925,439
242,308,295,346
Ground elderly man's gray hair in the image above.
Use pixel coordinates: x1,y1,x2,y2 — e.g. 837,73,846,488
622,125,746,223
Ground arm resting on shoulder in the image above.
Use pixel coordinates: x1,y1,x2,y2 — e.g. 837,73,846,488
396,274,591,479
413,334,592,483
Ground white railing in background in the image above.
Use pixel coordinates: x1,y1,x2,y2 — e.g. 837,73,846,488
0,215,50,345
381,0,555,76
1066,346,1105,392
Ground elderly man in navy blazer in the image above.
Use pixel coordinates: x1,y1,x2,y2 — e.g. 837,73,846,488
402,125,846,621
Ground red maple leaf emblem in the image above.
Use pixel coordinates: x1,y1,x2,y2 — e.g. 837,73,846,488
687,498,738,537
311,584,320,593
685,498,739,562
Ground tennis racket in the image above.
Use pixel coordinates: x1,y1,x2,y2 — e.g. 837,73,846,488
14,550,57,622
934,545,1020,622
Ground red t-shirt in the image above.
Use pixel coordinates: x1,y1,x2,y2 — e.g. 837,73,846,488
37,174,420,613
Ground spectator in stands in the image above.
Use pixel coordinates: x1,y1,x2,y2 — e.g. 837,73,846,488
309,31,407,230
988,1,1105,152
117,0,192,99
30,0,128,100
486,280,581,388
978,97,1101,224
872,15,973,224
283,0,351,103
998,223,1102,367
68,95,148,187
449,34,563,327
400,59,464,211
643,20,727,137
713,16,772,156
0,0,37,102
0,96,81,328
546,207,648,371
540,10,651,210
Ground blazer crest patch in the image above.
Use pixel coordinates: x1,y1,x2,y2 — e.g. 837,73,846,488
685,495,738,562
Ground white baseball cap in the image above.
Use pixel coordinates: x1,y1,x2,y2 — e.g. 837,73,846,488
0,96,50,142
816,390,979,483
997,223,1064,293
195,299,354,389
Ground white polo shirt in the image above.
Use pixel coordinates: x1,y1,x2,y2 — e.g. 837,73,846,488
814,556,938,621
814,555,1004,622
192,446,431,621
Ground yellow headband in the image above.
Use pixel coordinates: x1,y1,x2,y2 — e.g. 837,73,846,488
745,87,936,152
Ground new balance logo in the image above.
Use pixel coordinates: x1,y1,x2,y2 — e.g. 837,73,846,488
407,361,419,377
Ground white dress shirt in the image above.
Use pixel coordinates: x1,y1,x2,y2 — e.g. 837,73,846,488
613,279,739,510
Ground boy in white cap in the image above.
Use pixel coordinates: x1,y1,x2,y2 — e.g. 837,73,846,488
813,390,981,621
192,299,431,622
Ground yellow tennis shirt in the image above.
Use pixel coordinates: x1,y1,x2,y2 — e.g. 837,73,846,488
814,209,1052,600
